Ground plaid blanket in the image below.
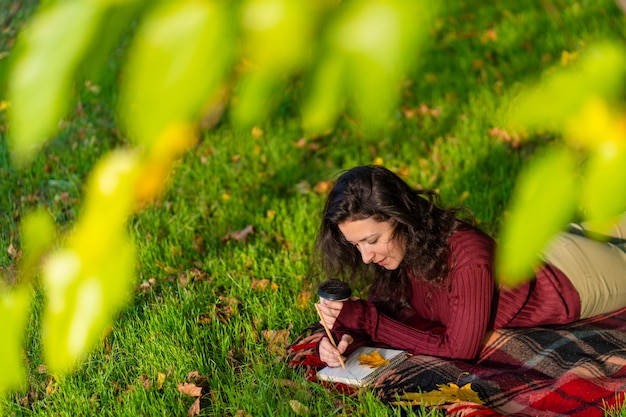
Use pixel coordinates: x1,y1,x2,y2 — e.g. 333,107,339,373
288,307,626,416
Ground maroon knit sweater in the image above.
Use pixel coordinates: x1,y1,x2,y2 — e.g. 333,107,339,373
332,227,581,360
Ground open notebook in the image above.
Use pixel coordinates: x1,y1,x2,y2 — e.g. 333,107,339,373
316,347,410,387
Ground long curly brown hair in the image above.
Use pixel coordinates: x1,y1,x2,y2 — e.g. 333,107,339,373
315,165,473,319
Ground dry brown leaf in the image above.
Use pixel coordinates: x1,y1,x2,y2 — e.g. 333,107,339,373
187,268,209,282
178,382,202,397
273,378,301,390
357,350,390,368
178,268,209,286
262,329,291,356
402,106,417,119
187,398,201,416
198,313,212,325
294,138,307,149
45,377,55,395
398,167,410,177
138,281,152,292
186,371,209,387
178,377,208,417
221,225,255,243
313,180,333,194
480,28,497,43
251,279,278,291
488,127,523,148
296,291,312,310
7,242,20,259
403,103,441,119
251,278,270,291
192,235,206,254
138,373,151,389
154,260,179,274
216,296,239,322
199,86,228,130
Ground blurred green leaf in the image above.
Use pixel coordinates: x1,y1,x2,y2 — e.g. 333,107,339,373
496,147,578,285
502,41,626,281
42,151,138,373
580,142,626,232
42,236,135,373
302,0,434,132
232,0,316,126
336,0,422,125
76,150,138,242
301,54,347,132
78,1,145,86
0,286,32,395
19,208,56,283
119,0,235,147
510,41,626,136
7,1,101,165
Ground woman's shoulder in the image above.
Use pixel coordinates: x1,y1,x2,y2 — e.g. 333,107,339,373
448,225,495,265
451,224,494,243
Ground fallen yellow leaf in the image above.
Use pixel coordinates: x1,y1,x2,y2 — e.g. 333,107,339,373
437,382,483,404
357,350,390,368
393,382,483,406
157,372,166,390
289,399,309,415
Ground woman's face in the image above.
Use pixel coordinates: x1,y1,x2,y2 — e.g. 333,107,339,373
338,218,406,270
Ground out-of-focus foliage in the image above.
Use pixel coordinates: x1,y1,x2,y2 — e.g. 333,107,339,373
2,0,436,399
7,0,102,164
299,0,431,131
4,0,626,404
497,41,626,283
41,151,138,372
8,0,436,167
0,286,31,395
118,1,235,148
496,147,578,283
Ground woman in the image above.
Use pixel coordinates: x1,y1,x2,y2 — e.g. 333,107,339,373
315,165,626,366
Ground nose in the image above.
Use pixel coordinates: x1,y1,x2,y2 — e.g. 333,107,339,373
359,245,375,264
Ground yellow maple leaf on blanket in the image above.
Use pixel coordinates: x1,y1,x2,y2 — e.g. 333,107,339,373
393,382,483,406
357,350,390,368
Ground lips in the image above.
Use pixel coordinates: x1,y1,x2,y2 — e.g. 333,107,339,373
377,258,387,266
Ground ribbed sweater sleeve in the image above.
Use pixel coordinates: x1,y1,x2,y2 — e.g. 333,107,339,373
333,228,496,360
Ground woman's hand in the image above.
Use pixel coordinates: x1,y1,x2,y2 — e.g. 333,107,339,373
319,334,354,367
316,296,358,329
316,299,343,329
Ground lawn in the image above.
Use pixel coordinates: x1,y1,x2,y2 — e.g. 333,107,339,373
1,0,626,416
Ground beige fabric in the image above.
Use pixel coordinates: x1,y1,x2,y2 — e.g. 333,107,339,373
542,216,626,319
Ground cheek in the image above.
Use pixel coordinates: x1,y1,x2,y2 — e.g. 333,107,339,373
392,242,406,259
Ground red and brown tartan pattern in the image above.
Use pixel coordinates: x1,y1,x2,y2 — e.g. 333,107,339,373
288,307,626,416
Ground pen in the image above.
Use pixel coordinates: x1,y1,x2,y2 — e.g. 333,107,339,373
315,303,346,370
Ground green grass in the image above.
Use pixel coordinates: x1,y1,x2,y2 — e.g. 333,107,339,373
2,0,626,416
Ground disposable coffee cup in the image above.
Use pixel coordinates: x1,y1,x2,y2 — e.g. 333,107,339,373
317,279,352,302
